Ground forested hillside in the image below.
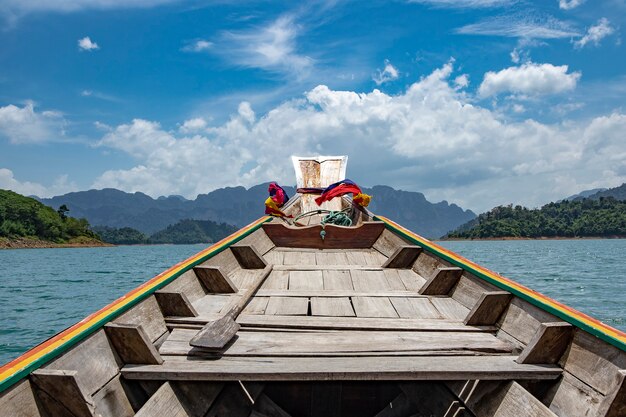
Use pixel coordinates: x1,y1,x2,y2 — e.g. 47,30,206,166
447,198,626,239
93,219,237,245
0,189,101,246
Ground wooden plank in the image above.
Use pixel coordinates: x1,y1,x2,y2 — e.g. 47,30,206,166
237,229,275,255
159,329,514,357
315,251,348,265
199,249,241,279
419,267,463,295
466,381,558,417
352,297,398,318
162,269,207,304
113,295,168,343
192,295,231,317
560,329,626,395
382,269,407,290
261,270,289,290
545,371,606,417
345,251,367,265
498,297,559,345
231,244,268,269
310,297,355,317
516,322,573,364
30,369,95,417
351,269,391,291
373,392,414,417
236,315,496,332
155,291,199,317
397,269,426,291
256,289,423,298
193,266,238,294
0,380,42,417
389,297,441,319
283,251,316,265
363,250,387,266
273,265,384,271
464,291,512,326
263,249,284,265
451,274,499,310
431,298,470,321
323,269,353,290
254,394,293,417
134,382,187,417
373,228,411,257
189,265,272,350
104,323,163,365
382,245,422,268
43,329,120,396
122,355,562,381
412,251,450,280
265,297,309,315
262,222,385,249
289,270,324,290
233,269,263,290
599,369,626,417
241,297,270,315
92,375,134,417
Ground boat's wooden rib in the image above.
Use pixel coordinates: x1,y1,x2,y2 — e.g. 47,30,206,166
192,266,238,294
230,244,268,269
154,291,199,317
121,355,562,381
30,369,95,417
104,323,163,365
381,245,422,269
419,267,463,295
464,291,512,326
516,322,574,364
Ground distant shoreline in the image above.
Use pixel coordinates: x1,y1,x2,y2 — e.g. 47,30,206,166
0,237,113,250
440,236,626,241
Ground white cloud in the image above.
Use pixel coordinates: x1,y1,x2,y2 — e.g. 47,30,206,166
179,117,207,133
457,14,580,39
409,0,515,7
78,36,99,51
0,168,77,197
215,15,314,79
373,60,399,85
91,62,625,212
181,39,213,53
574,18,615,49
559,0,584,10
479,62,581,97
454,74,469,88
0,102,66,143
1,0,180,22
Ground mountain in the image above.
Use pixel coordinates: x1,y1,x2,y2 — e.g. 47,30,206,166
0,189,102,246
585,183,626,201
148,219,238,244
447,198,626,239
39,184,475,239
563,188,607,201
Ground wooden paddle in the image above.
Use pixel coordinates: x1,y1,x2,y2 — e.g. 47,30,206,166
189,264,273,351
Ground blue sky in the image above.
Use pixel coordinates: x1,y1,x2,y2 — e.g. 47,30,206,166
0,0,625,212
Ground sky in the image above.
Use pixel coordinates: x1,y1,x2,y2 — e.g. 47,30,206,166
0,0,625,213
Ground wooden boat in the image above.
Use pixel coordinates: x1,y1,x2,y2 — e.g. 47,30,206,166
1,155,625,417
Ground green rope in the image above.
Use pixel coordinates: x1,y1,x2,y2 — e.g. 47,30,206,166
321,209,353,227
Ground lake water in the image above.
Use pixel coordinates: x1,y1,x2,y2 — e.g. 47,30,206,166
0,239,624,365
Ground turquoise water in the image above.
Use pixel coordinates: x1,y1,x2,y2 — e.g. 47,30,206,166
0,240,624,365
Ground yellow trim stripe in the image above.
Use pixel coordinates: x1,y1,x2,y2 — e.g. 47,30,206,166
0,216,271,392
375,215,626,351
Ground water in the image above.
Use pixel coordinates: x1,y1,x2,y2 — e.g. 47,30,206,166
438,239,626,332
0,244,206,366
0,240,624,365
